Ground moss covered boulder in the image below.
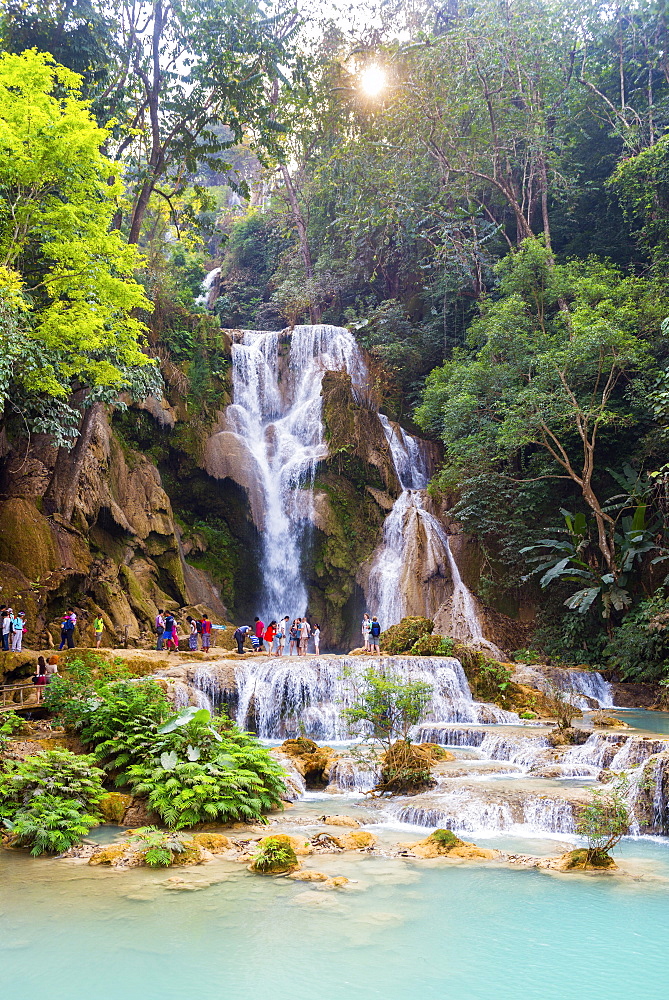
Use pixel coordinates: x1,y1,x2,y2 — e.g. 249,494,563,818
380,617,434,655
250,834,300,874
405,829,498,860
99,792,133,824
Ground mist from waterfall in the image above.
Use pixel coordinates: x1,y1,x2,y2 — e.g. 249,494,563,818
226,324,365,619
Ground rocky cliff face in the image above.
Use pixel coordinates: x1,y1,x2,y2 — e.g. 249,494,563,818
0,406,227,648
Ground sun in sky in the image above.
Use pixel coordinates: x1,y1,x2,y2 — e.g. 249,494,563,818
359,64,386,97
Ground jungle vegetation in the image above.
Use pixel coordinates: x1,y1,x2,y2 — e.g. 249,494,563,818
1,0,669,674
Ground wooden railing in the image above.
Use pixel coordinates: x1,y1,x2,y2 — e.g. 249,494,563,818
0,682,37,712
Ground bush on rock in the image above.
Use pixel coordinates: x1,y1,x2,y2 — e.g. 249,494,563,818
250,834,299,874
379,617,434,654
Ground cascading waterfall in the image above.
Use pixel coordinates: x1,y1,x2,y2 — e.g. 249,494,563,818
225,324,366,618
511,663,614,709
192,654,519,740
364,414,501,653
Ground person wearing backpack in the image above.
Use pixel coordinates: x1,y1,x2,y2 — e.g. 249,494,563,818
59,610,76,650
369,616,381,653
163,613,177,652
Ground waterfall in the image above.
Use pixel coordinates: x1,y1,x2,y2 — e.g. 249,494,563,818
363,414,500,653
390,790,577,836
192,654,520,740
224,324,366,619
511,663,614,709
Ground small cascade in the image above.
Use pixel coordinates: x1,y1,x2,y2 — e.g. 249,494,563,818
390,789,577,836
191,654,520,740
511,663,614,709
326,759,381,793
220,324,366,619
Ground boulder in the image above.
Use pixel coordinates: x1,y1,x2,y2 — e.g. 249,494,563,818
403,828,497,860
318,815,360,828
334,830,376,851
249,834,300,874
99,792,133,824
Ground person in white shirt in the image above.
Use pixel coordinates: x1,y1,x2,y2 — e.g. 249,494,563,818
312,624,320,656
298,617,311,656
2,608,12,651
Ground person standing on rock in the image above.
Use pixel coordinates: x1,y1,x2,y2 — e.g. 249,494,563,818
155,610,165,651
187,616,198,650
254,617,264,645
59,610,76,650
2,608,12,651
275,616,289,656
362,613,371,651
11,611,25,652
369,616,381,654
163,612,177,652
299,617,311,656
289,620,299,655
313,623,321,656
264,620,276,654
93,615,104,649
201,613,212,651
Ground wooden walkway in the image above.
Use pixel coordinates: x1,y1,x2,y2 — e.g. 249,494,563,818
0,682,38,712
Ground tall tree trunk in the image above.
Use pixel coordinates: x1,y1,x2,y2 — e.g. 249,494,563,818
281,164,321,324
43,402,103,520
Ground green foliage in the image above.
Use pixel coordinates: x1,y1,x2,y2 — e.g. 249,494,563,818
342,665,432,748
0,50,154,414
379,617,434,655
0,710,27,748
410,634,455,657
519,711,538,720
604,595,669,682
522,506,662,619
128,826,193,868
251,835,297,873
431,829,460,848
0,750,105,855
512,649,543,665
576,783,630,864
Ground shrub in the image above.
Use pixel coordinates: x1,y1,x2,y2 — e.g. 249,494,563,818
0,710,28,748
604,595,669,682
380,617,434,655
122,710,287,829
0,750,105,855
512,648,543,664
519,710,538,720
251,835,297,873
128,827,198,867
410,634,455,656
576,783,630,865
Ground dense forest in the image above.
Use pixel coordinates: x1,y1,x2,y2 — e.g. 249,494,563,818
2,0,669,678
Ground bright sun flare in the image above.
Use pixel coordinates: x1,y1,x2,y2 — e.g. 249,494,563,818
359,64,386,97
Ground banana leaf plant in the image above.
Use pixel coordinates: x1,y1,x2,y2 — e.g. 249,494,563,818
521,504,662,619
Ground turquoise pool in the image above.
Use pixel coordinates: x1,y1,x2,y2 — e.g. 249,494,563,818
2,837,669,1000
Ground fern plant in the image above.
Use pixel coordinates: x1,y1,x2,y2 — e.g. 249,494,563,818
0,750,105,855
128,826,192,867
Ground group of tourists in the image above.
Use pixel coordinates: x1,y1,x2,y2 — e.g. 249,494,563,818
361,613,382,653
154,610,213,652
1,608,27,652
233,616,321,656
31,654,60,700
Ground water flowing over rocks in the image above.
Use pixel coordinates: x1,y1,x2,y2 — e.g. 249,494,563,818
189,654,519,740
510,663,614,709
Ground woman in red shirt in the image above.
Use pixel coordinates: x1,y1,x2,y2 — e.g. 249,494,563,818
264,621,276,654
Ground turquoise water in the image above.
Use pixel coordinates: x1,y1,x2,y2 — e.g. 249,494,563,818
616,708,669,735
2,840,669,1000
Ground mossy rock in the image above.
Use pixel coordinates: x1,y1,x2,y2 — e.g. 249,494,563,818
560,849,618,871
0,499,59,580
380,617,434,655
410,633,454,657
99,793,132,824
190,833,233,853
250,834,299,874
88,844,127,866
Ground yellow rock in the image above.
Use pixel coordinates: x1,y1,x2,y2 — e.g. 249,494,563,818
89,844,128,866
99,792,132,824
190,833,233,853
319,815,360,828
288,871,330,882
406,829,497,860
335,830,376,850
